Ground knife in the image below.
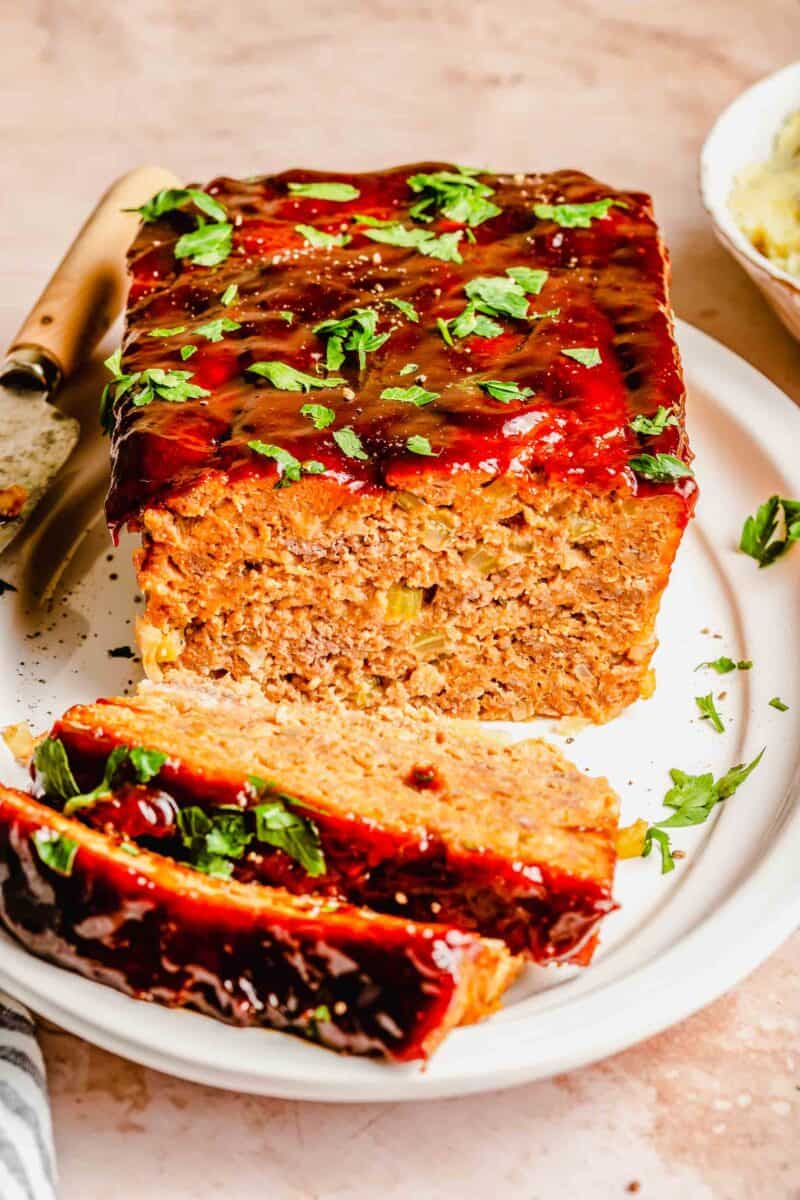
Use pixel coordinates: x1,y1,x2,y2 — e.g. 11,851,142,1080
0,165,181,555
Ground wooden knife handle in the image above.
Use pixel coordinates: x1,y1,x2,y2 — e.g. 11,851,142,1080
8,165,181,381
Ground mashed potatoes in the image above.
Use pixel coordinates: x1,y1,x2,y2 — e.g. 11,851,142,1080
729,110,800,277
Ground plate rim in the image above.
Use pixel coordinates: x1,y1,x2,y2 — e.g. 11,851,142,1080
1,318,798,1101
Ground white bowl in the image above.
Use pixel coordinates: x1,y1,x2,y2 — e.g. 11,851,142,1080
701,60,800,340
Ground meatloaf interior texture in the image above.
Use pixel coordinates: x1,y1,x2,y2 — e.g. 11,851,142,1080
43,684,619,962
0,784,518,1060
108,164,695,724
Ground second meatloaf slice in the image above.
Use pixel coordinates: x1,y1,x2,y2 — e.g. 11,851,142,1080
37,684,619,962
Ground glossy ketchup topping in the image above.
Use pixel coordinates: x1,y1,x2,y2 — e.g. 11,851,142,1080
108,164,694,531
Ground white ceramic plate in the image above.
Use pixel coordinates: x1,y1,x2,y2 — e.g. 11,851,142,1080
0,320,798,1101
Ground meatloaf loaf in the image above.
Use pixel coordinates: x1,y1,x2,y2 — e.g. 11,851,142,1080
105,164,696,722
35,684,619,962
0,784,518,1060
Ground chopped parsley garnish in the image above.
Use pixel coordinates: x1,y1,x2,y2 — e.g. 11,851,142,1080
300,403,336,429
332,427,368,461
630,406,679,436
399,362,419,376
148,325,186,338
181,345,197,360
288,181,360,201
387,298,420,322
220,283,238,306
533,198,623,228
740,495,800,567
406,435,436,456
695,657,751,674
312,308,389,371
33,737,168,816
295,224,351,249
177,806,249,879
32,738,79,803
247,442,325,486
276,310,295,324
129,187,227,225
247,361,344,392
380,385,439,407
32,829,79,877
629,453,693,483
437,305,503,346
769,696,789,711
465,275,530,319
174,221,233,267
248,775,326,876
642,827,674,874
506,266,549,295
406,167,500,227
100,356,210,430
640,748,765,873
562,347,601,368
478,380,534,403
357,221,464,264
695,692,725,733
195,317,241,343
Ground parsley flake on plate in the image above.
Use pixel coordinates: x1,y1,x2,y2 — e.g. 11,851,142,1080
333,427,368,460
300,403,336,430
629,452,693,483
769,696,789,711
248,442,325,486
465,275,530,320
288,181,360,201
313,308,389,371
505,266,549,295
630,406,679,436
695,657,751,674
695,692,725,733
406,167,500,227
220,283,238,306
295,224,351,249
406,435,437,456
562,347,601,368
437,305,503,346
740,495,800,567
181,345,197,360
380,386,439,407
478,380,534,403
32,829,79,877
399,362,419,376
642,827,675,874
533,198,623,228
247,361,344,392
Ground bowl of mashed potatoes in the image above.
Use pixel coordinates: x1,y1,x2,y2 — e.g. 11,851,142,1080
701,61,800,340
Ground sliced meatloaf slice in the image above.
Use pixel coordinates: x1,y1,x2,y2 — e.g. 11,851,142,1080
36,683,620,962
0,785,518,1061
108,163,696,724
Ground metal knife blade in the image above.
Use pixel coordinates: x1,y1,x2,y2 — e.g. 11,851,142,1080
0,359,80,555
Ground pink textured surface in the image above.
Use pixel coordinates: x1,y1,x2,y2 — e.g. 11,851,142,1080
2,1,798,1196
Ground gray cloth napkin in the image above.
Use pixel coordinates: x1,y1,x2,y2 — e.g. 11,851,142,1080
0,993,56,1200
